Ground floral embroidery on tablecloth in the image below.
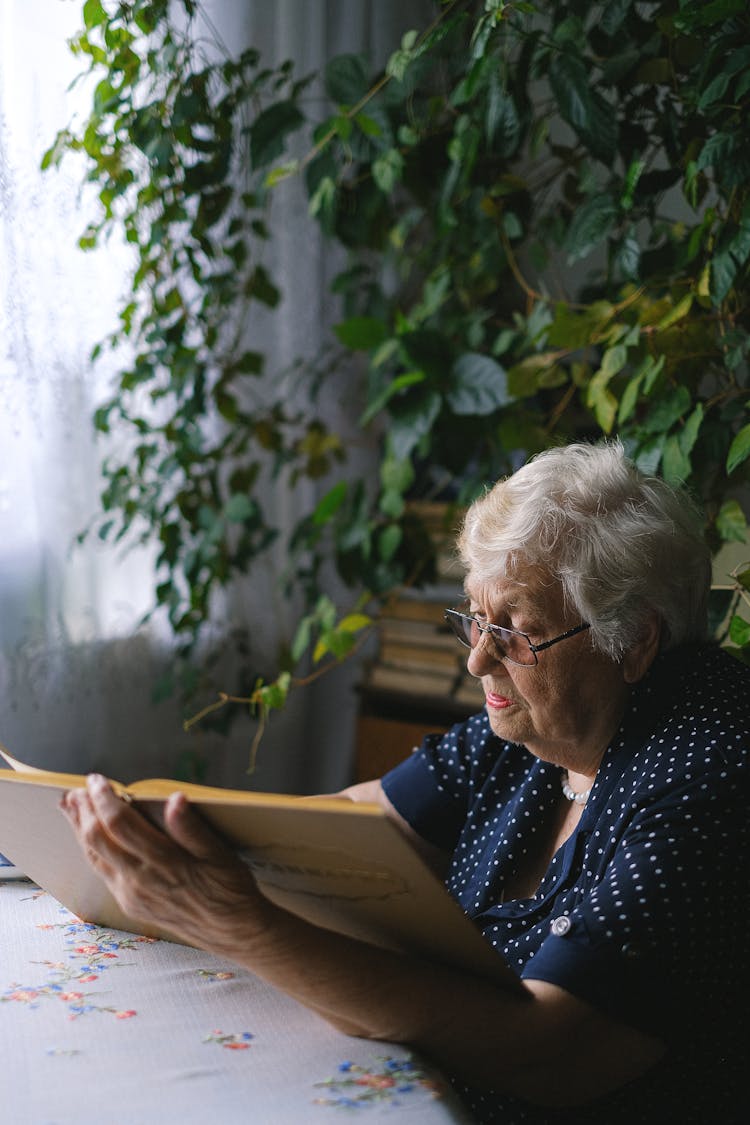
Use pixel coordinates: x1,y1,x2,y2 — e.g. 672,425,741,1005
203,1029,254,1049
196,968,236,982
0,879,48,901
313,1056,444,1109
2,909,156,1020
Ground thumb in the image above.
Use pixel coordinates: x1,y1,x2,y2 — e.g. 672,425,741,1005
162,792,233,862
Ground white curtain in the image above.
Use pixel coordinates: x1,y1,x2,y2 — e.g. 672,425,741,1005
0,0,431,793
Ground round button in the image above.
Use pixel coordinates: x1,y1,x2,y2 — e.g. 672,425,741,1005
550,915,572,936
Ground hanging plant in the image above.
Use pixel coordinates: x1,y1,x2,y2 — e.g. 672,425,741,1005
287,0,750,657
42,0,347,649
44,0,750,745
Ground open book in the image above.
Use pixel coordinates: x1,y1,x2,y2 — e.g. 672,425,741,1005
0,744,520,990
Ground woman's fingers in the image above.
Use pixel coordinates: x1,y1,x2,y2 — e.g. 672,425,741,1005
59,776,269,951
161,791,235,863
61,778,247,896
82,775,178,865
60,788,125,885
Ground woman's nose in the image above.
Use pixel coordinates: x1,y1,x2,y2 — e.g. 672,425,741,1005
466,632,507,677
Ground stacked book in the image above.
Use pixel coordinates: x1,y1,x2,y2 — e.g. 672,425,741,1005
366,594,484,709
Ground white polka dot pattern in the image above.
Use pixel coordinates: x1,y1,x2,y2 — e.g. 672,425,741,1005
382,644,750,1123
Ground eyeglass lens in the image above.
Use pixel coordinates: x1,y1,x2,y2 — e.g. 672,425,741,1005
446,612,535,666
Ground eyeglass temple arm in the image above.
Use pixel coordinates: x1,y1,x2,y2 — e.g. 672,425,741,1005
528,623,590,654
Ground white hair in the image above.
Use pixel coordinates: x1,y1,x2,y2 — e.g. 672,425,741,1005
457,440,711,660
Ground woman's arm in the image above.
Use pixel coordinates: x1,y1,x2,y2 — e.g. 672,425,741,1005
60,776,663,1108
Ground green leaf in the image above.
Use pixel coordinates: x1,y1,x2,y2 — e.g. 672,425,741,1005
355,112,382,138
696,132,750,189
656,293,693,330
312,481,347,526
716,499,748,544
265,160,299,188
675,0,746,31
224,494,255,522
600,0,630,36
338,612,372,634
634,435,665,475
586,341,627,431
83,0,106,28
486,84,521,156
380,454,414,496
614,230,641,280
727,424,750,475
586,374,618,433
710,251,737,305
388,391,441,461
40,128,74,171
215,390,237,422
599,343,627,379
642,354,665,394
334,316,388,351
308,176,336,223
679,404,704,456
372,149,404,194
195,186,233,231
697,70,733,111
248,101,305,170
235,351,264,375
620,159,645,210
565,194,618,264
361,370,425,426
448,353,512,416
291,618,312,662
258,671,291,710
617,372,643,425
325,54,369,104
546,301,615,349
620,351,661,425
332,114,352,142
729,613,750,648
549,54,617,163
640,386,692,434
386,30,420,82
246,265,280,308
379,488,405,520
661,434,691,484
378,524,402,563
507,353,562,398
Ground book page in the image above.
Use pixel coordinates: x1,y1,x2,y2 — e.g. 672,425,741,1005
0,743,522,990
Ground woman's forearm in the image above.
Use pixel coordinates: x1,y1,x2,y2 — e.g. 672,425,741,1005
60,775,663,1107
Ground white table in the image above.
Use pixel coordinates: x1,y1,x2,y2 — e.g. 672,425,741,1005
1,875,474,1124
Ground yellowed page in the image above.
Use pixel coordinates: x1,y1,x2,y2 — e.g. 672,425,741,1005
0,743,521,990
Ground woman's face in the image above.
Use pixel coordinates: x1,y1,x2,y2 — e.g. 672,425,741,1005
464,567,634,775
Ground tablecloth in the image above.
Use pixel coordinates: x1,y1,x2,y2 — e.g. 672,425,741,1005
1,876,475,1124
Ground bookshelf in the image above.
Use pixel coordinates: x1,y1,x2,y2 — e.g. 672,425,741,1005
354,584,483,782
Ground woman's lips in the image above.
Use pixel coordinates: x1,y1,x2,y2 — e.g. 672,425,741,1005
486,691,513,710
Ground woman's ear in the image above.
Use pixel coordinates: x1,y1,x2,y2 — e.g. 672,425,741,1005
622,612,662,684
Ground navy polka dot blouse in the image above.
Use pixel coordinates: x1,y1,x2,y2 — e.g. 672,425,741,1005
382,643,750,1124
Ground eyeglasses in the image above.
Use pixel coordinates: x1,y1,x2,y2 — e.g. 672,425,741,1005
444,609,590,667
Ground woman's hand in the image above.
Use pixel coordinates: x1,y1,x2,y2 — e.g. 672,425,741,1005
59,775,275,957
58,778,662,1104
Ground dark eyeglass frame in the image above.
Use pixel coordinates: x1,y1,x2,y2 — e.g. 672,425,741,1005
444,609,590,667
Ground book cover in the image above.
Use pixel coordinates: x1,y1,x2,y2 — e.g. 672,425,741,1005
0,744,519,989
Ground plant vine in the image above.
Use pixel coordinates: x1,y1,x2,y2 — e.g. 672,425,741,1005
43,0,750,759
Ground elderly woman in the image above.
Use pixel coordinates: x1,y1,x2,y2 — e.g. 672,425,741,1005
61,441,749,1124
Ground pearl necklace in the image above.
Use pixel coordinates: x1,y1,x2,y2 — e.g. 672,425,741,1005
560,770,591,805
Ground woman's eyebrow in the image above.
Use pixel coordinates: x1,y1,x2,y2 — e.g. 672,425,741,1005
464,590,528,612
